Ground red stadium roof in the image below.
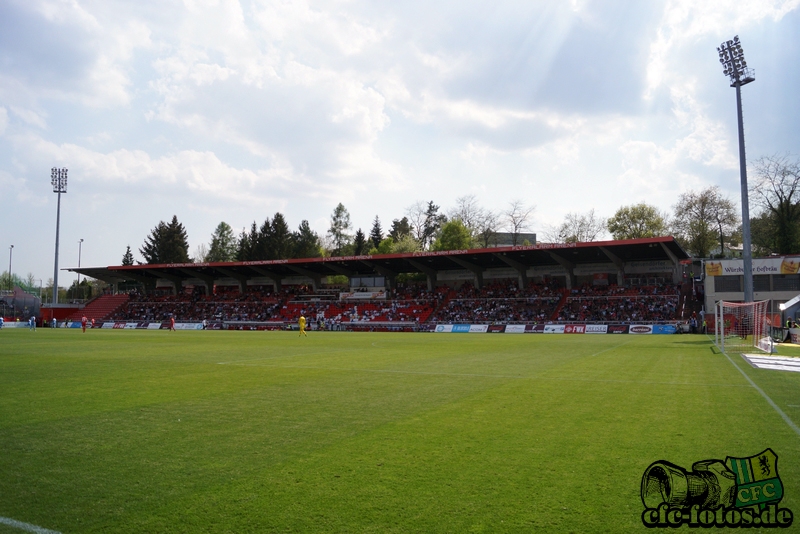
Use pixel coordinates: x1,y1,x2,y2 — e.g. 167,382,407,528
69,236,690,287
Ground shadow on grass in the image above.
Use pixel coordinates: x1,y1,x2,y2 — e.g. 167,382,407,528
709,345,721,354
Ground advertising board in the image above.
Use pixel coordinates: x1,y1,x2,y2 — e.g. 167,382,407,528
434,324,453,333
629,325,654,334
608,324,630,334
652,324,677,334
585,324,608,334
452,324,471,333
469,324,489,333
564,324,586,334
544,324,565,334
505,324,526,334
488,325,506,333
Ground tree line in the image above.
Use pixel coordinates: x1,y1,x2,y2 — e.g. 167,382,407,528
124,154,800,265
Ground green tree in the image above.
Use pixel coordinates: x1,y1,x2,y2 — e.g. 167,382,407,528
433,219,473,250
327,203,352,256
607,203,668,240
422,201,447,249
121,246,135,266
140,215,190,264
388,217,412,241
392,235,422,253
67,279,93,301
750,155,800,254
375,237,394,254
353,228,367,255
206,222,237,262
292,220,321,258
369,216,383,249
671,187,738,258
547,209,606,243
237,223,259,261
270,213,293,259
749,212,779,256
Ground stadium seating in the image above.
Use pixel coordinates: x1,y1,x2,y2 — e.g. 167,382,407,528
67,294,130,322
109,280,679,325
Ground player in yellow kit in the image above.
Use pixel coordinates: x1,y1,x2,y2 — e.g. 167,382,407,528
298,315,308,337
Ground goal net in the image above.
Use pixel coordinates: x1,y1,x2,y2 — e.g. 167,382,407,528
714,300,774,354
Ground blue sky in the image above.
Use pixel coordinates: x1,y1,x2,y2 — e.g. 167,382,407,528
1,0,799,285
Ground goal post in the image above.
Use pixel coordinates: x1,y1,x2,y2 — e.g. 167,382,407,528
714,300,774,354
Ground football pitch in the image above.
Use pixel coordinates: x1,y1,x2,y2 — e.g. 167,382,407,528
1,330,798,533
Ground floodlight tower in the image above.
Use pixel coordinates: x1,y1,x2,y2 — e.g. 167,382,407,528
7,245,12,288
77,238,84,286
51,168,68,305
717,35,755,303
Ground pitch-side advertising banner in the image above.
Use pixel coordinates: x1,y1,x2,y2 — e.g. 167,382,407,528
544,324,566,334
434,324,453,333
564,324,586,334
585,324,608,334
452,324,471,333
505,324,526,334
488,325,506,333
705,257,800,276
652,324,677,334
629,325,654,334
469,325,489,333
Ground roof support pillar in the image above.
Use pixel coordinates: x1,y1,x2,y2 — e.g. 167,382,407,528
493,253,529,289
448,257,484,289
287,266,322,292
547,252,576,289
408,260,437,291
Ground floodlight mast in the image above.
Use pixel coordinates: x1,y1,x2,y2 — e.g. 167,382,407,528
51,168,68,305
717,35,755,303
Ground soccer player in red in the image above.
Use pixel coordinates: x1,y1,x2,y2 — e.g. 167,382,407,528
170,316,176,331
81,316,87,333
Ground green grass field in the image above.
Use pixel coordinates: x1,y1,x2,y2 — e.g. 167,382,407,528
1,330,798,533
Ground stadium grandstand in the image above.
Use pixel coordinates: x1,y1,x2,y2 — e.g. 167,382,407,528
60,237,699,331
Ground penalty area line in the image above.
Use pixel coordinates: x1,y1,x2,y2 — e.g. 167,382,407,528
709,335,800,438
0,517,61,534
219,362,752,387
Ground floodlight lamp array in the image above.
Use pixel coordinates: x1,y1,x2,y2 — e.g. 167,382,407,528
717,35,754,86
51,167,68,193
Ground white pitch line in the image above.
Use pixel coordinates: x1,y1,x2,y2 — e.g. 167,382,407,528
217,362,752,387
0,517,61,534
712,343,800,437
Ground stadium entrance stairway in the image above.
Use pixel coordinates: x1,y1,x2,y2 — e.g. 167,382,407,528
67,294,130,322
549,289,570,321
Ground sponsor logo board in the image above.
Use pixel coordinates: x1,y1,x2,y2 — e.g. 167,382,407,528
629,325,653,334
564,324,586,334
652,324,677,334
469,324,489,333
505,324,526,334
608,324,629,334
528,324,545,333
174,323,204,330
452,324,471,333
147,322,162,330
435,324,453,333
544,324,565,334
102,322,115,329
488,325,506,333
124,322,139,329
585,324,608,334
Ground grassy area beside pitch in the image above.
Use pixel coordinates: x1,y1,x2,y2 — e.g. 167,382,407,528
0,329,798,533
